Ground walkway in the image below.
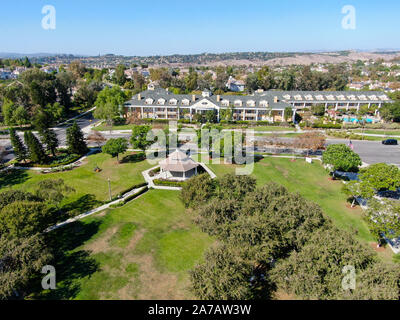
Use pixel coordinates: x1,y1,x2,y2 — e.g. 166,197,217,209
45,185,148,232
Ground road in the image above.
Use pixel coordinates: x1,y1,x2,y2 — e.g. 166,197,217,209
2,118,400,167
0,112,98,163
326,139,400,166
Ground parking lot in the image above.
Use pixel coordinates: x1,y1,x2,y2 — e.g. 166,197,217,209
326,139,400,166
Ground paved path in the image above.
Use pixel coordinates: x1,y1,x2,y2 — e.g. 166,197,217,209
46,186,147,232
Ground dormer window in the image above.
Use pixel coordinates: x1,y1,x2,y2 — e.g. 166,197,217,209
182,99,190,106
283,94,291,100
305,94,313,101
145,98,154,105
259,100,269,107
169,99,177,105
221,99,229,107
294,95,302,101
157,98,165,105
234,99,242,107
247,100,255,107
315,95,324,100
326,95,335,100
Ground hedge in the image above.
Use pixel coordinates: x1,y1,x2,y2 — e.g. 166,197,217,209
153,179,185,187
15,154,82,168
123,186,149,203
115,182,148,199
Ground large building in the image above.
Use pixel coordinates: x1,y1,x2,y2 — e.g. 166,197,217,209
124,85,393,123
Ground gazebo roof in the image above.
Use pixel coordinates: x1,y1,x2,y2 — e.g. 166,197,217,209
159,150,199,172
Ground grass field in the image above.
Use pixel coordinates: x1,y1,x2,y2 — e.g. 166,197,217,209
30,190,213,300
0,152,154,213
3,152,393,300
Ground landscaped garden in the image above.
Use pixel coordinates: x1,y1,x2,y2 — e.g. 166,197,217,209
2,149,396,299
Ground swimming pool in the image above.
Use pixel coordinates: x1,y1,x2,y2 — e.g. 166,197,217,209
342,117,374,123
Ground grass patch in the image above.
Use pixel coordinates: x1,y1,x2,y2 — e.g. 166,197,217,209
29,190,214,300
109,223,137,248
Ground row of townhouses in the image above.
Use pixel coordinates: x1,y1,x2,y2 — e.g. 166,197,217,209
124,84,393,123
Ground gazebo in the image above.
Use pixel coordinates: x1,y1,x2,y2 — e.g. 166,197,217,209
159,150,199,181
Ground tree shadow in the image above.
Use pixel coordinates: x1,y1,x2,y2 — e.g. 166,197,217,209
58,194,102,221
120,153,145,164
31,220,102,300
0,169,29,189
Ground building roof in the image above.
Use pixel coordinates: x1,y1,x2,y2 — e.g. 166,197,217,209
159,150,199,172
125,87,392,112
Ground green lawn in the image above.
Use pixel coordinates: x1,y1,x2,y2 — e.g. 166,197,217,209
208,157,374,244
0,152,154,213
30,190,214,300
352,129,400,136
251,126,296,132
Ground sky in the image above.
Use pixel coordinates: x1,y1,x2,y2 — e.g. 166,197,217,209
0,0,399,56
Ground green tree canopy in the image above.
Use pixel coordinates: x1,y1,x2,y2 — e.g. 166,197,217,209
66,121,88,155
93,86,127,126
130,125,152,152
322,144,362,172
102,138,128,162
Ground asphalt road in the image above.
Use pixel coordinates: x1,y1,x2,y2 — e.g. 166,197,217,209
326,139,400,166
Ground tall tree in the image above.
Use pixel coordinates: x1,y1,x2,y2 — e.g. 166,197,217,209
23,131,47,164
93,86,127,126
66,121,88,155
9,128,27,162
39,128,59,157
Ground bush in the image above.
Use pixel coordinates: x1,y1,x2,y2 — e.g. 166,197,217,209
153,179,185,187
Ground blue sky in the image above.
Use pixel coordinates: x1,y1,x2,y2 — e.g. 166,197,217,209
0,0,399,56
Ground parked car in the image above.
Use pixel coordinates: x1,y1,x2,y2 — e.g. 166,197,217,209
382,139,398,145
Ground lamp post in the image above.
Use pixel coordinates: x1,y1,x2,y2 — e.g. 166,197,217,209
108,178,112,201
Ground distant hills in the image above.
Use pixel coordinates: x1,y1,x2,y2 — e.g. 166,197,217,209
1,50,400,67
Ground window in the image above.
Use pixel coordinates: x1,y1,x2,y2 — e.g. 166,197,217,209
157,98,165,105
145,98,154,105
234,99,242,107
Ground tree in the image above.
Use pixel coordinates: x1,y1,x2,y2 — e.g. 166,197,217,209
39,128,59,157
35,179,75,206
23,131,47,164
86,130,106,147
190,243,271,300
66,121,88,155
93,86,127,126
322,144,362,172
359,163,400,193
364,198,400,244
270,227,376,300
114,64,127,86
180,174,216,208
311,104,326,116
342,180,374,207
0,190,40,210
0,201,52,239
295,132,326,156
9,128,27,162
0,234,52,300
33,109,53,132
216,173,257,201
102,138,128,163
130,125,152,152
380,102,400,122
